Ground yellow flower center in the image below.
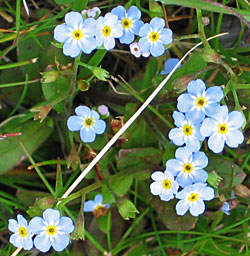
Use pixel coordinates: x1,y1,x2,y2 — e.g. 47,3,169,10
46,225,57,236
188,193,199,202
18,227,27,237
162,179,172,190
122,18,132,29
95,204,105,211
183,163,193,173
84,118,94,127
72,29,83,40
149,32,159,42
195,97,207,108
218,123,228,134
102,26,111,37
183,125,193,136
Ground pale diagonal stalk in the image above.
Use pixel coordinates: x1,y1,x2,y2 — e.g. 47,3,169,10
57,33,229,204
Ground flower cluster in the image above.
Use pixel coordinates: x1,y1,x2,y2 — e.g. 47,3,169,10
8,209,74,252
150,79,245,216
54,6,173,58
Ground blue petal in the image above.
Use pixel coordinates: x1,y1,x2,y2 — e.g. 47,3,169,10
160,191,174,201
105,12,118,26
226,130,244,148
227,111,245,129
132,20,144,35
23,236,33,250
8,219,18,233
80,37,97,54
104,36,115,50
150,17,165,30
65,12,83,30
139,23,151,37
54,24,71,43
51,234,69,251
75,106,91,117
208,133,225,153
192,151,208,168
84,200,96,212
221,202,231,215
138,37,150,52
112,23,123,38
128,6,141,20
93,120,106,134
190,200,205,216
206,86,223,102
43,209,60,224
187,79,206,96
200,118,217,137
34,233,51,252
161,58,180,75
96,32,104,47
150,42,165,57
90,110,100,120
111,6,125,19
175,147,192,163
175,199,189,215
172,111,185,127
205,102,220,117
63,39,81,58
10,233,22,248
185,136,201,152
192,169,208,183
168,128,184,146
151,171,164,181
215,105,228,121
119,30,134,44
186,108,205,123
200,187,214,200
177,94,194,112
176,172,192,187
150,182,162,195
29,217,45,234
58,217,74,234
160,28,173,45
80,127,96,143
165,159,181,176
17,215,28,227
82,18,97,37
67,116,83,131
95,195,103,204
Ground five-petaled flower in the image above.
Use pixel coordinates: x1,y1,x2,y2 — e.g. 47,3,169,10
29,208,74,252
96,12,123,50
200,105,245,153
84,195,110,216
150,171,179,201
166,147,208,187
176,183,214,216
138,17,173,57
67,106,106,143
168,111,204,152
111,5,143,44
177,79,224,123
161,58,181,75
54,12,97,57
8,215,33,250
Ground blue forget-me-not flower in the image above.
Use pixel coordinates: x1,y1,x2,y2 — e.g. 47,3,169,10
150,170,179,201
166,147,208,187
8,215,33,250
111,5,143,44
168,111,204,152
129,42,150,58
161,58,181,75
138,17,173,57
84,194,110,212
177,79,224,123
54,12,97,57
29,208,74,252
67,106,106,143
176,183,215,216
200,105,245,153
96,13,123,50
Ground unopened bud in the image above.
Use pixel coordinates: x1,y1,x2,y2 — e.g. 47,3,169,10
71,214,85,240
78,79,90,92
117,198,139,220
172,74,196,93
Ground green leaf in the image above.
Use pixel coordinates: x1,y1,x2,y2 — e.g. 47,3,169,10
149,0,163,17
54,0,73,4
157,0,250,21
0,118,53,174
143,58,158,89
55,158,63,197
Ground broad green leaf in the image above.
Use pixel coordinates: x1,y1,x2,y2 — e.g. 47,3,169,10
0,118,53,174
16,190,49,206
54,0,73,4
157,0,250,21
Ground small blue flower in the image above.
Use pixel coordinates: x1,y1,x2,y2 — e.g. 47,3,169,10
111,5,143,44
177,79,224,123
54,12,97,57
67,106,106,143
221,191,236,215
29,208,74,252
200,105,245,153
176,183,215,216
161,58,181,75
168,111,204,152
138,17,173,57
84,195,110,212
150,170,179,201
82,7,101,18
8,215,33,250
96,13,123,50
166,147,208,187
